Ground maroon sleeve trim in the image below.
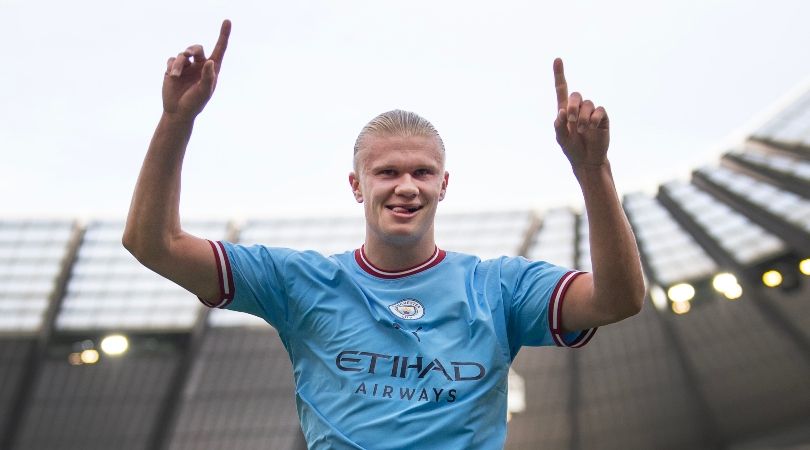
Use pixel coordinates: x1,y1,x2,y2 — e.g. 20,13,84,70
197,240,235,309
548,270,598,348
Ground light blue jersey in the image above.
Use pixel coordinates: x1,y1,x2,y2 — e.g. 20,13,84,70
201,240,596,449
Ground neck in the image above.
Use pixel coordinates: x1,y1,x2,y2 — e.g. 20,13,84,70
362,231,438,272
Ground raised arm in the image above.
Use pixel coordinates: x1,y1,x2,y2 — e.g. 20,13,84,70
122,20,231,303
550,58,645,331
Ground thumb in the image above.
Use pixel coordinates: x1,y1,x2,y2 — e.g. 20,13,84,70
201,60,217,94
553,108,568,137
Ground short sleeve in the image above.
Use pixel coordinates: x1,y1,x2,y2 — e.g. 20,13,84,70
199,240,295,330
501,257,597,353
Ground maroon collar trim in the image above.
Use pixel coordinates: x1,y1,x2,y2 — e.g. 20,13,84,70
354,245,446,279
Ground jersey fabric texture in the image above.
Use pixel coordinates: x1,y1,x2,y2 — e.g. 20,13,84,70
200,240,597,450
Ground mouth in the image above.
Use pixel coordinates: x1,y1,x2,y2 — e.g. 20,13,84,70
386,205,423,215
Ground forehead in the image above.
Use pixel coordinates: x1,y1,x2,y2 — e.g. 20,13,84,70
357,134,444,170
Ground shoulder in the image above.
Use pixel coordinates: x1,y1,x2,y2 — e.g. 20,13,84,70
221,242,346,271
440,250,494,276
442,250,481,265
469,254,572,291
451,253,529,272
439,251,566,273
438,251,535,274
438,252,520,286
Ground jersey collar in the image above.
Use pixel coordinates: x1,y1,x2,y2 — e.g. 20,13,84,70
354,245,446,279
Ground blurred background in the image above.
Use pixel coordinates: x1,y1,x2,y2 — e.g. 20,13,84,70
2,1,810,449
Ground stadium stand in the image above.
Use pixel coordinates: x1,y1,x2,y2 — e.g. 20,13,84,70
166,325,304,450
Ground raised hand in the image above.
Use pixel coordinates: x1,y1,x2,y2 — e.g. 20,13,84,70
552,58,609,167
162,20,231,121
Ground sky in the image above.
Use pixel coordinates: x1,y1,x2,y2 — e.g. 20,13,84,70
2,0,810,220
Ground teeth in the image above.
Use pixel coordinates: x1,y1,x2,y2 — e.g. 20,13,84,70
389,206,419,214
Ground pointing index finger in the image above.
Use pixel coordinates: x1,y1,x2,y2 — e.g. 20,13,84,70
553,58,568,111
209,19,232,70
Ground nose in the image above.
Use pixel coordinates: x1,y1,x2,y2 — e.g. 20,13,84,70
394,174,418,198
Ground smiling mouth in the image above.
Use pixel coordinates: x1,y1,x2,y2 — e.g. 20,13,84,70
386,205,422,214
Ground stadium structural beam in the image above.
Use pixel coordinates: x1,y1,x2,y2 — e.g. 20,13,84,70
147,305,212,450
567,349,581,450
746,137,810,161
720,154,810,199
149,220,241,450
655,186,770,284
691,171,810,256
568,212,583,450
647,298,727,450
1,222,86,450
656,188,810,363
518,211,580,450
518,211,542,258
621,198,725,450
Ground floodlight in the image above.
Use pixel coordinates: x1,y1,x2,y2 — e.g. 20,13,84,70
712,273,738,293
800,258,810,276
80,349,100,364
507,368,525,423
722,283,743,300
650,285,668,311
667,283,695,303
671,300,691,315
100,335,129,356
712,272,742,300
762,270,783,288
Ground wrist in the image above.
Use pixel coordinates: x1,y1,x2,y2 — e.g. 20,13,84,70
160,111,196,128
572,159,611,178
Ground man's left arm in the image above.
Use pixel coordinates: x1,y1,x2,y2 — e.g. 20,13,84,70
551,58,646,332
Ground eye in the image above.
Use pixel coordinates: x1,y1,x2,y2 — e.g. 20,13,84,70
379,169,396,176
414,168,432,177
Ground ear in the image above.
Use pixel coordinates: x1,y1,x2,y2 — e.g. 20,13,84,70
349,172,363,203
439,171,449,201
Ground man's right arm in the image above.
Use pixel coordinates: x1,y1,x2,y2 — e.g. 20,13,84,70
122,20,231,304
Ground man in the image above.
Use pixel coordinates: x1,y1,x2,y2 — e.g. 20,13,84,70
124,19,645,449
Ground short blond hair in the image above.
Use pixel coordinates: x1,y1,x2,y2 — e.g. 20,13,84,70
353,110,445,170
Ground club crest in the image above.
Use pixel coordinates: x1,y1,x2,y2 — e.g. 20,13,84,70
388,299,425,320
